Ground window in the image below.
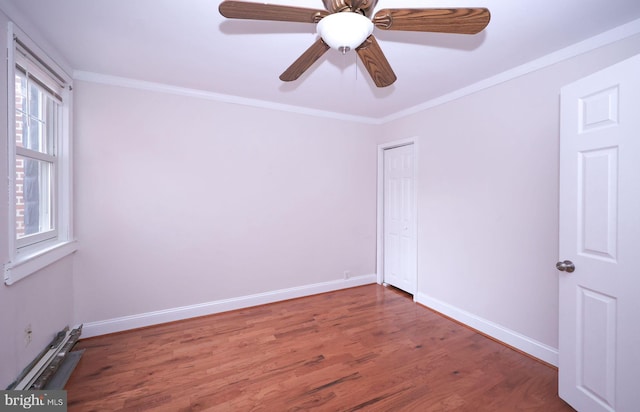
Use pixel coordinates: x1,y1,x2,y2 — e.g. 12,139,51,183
4,23,75,285
15,55,59,246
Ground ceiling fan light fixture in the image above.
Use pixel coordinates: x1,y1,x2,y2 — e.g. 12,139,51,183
316,12,373,54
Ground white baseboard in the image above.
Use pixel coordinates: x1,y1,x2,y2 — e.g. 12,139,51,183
81,274,376,338
416,292,559,367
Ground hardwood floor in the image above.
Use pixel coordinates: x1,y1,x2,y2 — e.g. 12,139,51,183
65,285,574,411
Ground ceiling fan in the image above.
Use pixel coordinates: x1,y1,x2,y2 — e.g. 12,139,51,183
219,0,490,87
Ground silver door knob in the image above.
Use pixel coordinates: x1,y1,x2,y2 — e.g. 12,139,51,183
556,260,575,273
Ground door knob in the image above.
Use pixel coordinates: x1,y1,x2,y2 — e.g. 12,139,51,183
556,260,575,273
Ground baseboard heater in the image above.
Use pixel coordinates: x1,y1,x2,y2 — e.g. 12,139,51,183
7,324,83,390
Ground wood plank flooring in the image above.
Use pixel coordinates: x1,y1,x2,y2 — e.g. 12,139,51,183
65,285,575,411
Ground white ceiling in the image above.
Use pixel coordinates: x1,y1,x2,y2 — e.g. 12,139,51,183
2,0,640,120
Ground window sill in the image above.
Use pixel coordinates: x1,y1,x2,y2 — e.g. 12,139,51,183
4,240,77,285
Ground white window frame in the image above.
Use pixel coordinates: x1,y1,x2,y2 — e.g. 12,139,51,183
14,61,59,247
4,23,76,285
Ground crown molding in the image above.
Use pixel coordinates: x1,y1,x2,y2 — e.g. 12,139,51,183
74,18,640,126
381,17,640,123
72,71,380,125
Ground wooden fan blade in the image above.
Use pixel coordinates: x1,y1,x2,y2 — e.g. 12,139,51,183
219,1,328,24
373,8,490,34
280,38,330,82
356,36,396,88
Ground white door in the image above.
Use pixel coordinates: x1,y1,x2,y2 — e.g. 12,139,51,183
383,144,417,294
558,54,640,412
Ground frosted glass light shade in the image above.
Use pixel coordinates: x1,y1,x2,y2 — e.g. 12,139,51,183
316,12,373,53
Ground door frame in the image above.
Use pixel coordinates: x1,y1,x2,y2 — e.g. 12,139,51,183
376,137,418,295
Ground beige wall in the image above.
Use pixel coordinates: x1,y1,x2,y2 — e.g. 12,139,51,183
379,34,640,356
72,82,378,324
0,10,75,388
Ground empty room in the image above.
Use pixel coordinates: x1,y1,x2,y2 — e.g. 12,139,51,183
1,1,639,411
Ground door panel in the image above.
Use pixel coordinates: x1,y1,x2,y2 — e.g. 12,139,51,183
579,148,617,260
559,54,640,412
578,287,616,407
